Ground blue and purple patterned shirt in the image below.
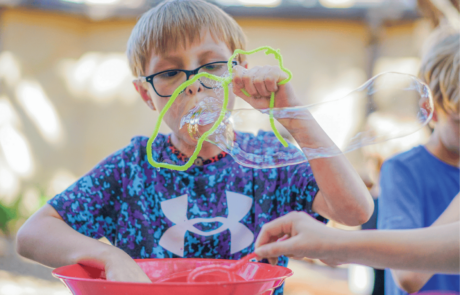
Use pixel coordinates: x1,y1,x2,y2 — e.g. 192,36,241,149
49,131,319,292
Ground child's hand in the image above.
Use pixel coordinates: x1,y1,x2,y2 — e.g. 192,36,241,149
232,65,301,109
254,211,343,266
103,248,152,283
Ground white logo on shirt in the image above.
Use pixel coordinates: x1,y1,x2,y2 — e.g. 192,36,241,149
159,191,254,257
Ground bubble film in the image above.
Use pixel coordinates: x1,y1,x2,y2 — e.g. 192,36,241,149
181,72,433,168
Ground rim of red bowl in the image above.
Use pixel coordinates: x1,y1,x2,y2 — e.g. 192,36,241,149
52,259,294,286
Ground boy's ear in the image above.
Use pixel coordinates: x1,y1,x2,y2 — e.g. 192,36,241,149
432,109,438,122
133,80,156,111
421,99,437,122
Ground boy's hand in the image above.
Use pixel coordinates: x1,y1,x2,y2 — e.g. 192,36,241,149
232,65,301,109
254,211,343,266
103,248,152,283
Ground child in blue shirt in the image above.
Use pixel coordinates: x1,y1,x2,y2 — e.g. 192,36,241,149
378,28,460,294
16,1,373,293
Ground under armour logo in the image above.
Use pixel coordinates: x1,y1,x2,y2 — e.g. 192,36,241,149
159,191,254,257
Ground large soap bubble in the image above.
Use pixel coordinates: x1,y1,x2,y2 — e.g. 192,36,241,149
144,47,433,170
181,72,432,168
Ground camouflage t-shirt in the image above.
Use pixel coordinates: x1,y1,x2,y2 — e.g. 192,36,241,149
49,131,320,293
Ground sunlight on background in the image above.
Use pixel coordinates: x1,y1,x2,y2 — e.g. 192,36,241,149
0,98,19,127
348,264,375,295
320,0,356,8
0,52,21,87
91,56,129,96
62,0,120,4
0,98,34,180
0,284,35,295
59,52,137,105
48,169,77,197
0,283,69,295
0,98,22,203
15,80,64,146
374,57,421,76
62,0,145,7
72,53,99,88
19,188,40,216
238,0,282,6
85,0,120,4
216,0,282,6
0,125,33,178
0,163,20,205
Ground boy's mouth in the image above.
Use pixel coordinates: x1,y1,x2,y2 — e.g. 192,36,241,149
179,96,223,140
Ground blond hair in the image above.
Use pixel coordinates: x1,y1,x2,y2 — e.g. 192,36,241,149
419,27,460,114
127,0,246,77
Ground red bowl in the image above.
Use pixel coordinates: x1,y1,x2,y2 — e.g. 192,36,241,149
52,258,293,295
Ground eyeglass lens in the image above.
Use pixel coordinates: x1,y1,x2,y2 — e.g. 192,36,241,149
153,63,229,97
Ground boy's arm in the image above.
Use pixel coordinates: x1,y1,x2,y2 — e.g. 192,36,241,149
232,66,373,226
283,115,374,226
390,194,460,293
16,204,151,283
254,211,460,274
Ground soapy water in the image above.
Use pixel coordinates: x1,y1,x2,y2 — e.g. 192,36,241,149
143,47,433,170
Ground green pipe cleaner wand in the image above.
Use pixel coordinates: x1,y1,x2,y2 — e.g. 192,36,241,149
146,46,292,171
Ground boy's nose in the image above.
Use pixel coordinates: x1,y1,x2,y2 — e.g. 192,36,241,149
185,79,202,95
184,73,203,96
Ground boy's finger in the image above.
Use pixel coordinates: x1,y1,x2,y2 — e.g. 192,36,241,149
255,238,297,259
254,214,294,248
268,257,278,266
232,87,249,100
289,256,304,261
232,65,245,89
264,69,280,93
253,66,271,97
242,67,260,97
277,234,290,242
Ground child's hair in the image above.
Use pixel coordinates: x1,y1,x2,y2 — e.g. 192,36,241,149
419,26,459,115
127,0,247,77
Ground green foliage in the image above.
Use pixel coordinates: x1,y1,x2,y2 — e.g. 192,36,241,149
38,193,50,209
0,197,21,236
0,188,50,236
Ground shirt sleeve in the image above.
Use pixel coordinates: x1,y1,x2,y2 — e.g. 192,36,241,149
377,158,423,230
47,149,126,243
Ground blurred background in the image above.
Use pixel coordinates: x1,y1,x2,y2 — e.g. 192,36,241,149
0,0,457,294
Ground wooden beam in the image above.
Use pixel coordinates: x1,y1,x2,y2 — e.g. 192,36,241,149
417,0,444,27
430,0,460,29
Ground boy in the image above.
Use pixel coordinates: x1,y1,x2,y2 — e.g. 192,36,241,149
377,29,460,294
16,0,373,293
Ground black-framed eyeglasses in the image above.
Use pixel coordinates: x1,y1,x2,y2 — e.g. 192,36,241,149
139,60,238,98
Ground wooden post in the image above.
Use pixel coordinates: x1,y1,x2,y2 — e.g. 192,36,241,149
417,0,459,28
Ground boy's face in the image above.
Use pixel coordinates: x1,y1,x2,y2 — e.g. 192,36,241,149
136,30,238,147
